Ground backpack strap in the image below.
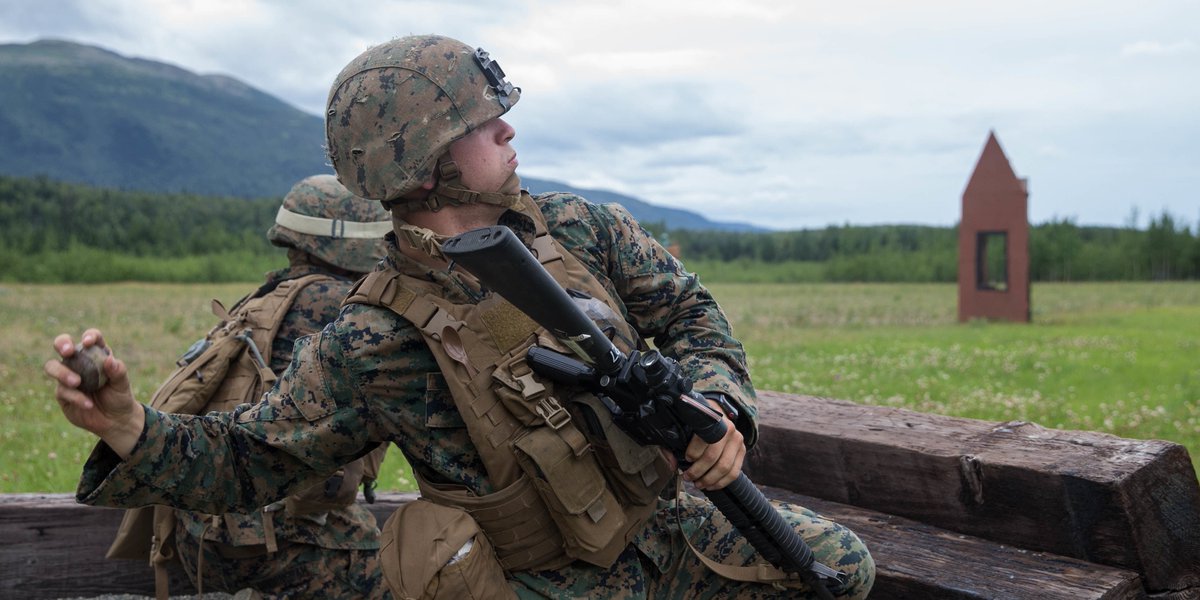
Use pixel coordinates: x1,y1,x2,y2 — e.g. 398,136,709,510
248,273,337,379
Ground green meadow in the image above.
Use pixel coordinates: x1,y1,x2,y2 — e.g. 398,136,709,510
1,281,1198,493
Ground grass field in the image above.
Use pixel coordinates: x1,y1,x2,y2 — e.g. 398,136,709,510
2,281,1198,493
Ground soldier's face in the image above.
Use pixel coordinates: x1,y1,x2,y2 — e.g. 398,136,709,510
448,118,518,193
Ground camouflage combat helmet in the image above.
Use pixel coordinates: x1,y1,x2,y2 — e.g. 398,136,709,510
325,34,521,211
267,174,391,273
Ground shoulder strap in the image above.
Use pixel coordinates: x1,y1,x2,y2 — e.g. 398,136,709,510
343,268,416,314
251,272,337,375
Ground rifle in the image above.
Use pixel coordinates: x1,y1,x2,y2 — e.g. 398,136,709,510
442,226,847,599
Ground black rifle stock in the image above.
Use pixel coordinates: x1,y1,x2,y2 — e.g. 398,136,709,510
442,226,846,598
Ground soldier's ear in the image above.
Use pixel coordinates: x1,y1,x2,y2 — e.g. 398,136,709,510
396,177,435,201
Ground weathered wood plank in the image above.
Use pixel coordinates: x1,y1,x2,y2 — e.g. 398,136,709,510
1,491,1144,599
0,493,195,598
743,392,1200,596
0,492,420,598
762,486,1145,600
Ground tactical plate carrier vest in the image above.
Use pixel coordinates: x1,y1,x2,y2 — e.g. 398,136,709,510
345,195,674,571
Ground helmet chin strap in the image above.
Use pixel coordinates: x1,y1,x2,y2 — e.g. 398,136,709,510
386,154,522,215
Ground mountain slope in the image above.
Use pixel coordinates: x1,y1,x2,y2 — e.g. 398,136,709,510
0,39,327,198
0,39,758,231
521,178,764,232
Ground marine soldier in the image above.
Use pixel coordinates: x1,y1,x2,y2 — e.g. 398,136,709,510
47,35,874,599
106,174,392,599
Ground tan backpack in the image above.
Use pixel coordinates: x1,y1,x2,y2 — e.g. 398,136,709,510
106,274,377,591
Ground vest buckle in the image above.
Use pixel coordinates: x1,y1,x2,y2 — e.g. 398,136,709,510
515,372,546,400
535,396,571,430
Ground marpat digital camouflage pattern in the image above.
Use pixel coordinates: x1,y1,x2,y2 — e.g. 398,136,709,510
325,35,520,201
77,195,874,599
161,177,391,598
169,265,385,598
267,173,390,273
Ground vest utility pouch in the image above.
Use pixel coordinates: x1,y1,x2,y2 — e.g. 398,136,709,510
417,473,566,572
512,427,625,555
380,500,515,600
491,352,553,428
569,394,672,507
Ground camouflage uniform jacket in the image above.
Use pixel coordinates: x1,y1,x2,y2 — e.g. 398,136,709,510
76,193,758,570
172,259,381,551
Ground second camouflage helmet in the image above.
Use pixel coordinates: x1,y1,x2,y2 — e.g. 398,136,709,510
267,174,391,273
324,34,520,202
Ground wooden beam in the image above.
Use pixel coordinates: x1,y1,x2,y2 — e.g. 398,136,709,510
743,392,1200,596
0,493,193,598
763,486,1143,600
1,491,1145,600
6,392,1195,599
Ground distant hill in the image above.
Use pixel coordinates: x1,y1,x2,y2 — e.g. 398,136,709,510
0,39,328,198
0,39,759,231
521,178,764,232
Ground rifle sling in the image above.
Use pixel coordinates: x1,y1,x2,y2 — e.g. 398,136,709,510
673,479,795,587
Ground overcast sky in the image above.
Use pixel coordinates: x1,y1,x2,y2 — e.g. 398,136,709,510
2,0,1196,230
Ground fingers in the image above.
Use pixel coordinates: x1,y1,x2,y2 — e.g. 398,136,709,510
52,333,77,358
682,418,745,491
81,328,107,350
52,329,108,355
45,358,94,410
44,356,80,388
102,352,129,393
48,334,82,391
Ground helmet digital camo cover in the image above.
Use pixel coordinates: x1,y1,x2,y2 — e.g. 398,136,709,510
324,35,520,202
267,174,391,273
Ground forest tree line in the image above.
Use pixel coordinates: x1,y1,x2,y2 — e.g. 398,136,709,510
2,174,1198,283
646,211,1200,282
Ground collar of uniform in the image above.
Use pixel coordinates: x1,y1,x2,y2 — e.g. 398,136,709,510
382,232,435,278
497,194,539,247
378,197,540,300
265,256,325,286
381,231,487,303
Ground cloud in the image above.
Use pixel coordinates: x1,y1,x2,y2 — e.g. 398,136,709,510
519,81,742,149
1,0,1198,229
1120,40,1197,57
0,0,100,35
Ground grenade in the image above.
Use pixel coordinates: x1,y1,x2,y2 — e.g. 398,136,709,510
62,343,110,393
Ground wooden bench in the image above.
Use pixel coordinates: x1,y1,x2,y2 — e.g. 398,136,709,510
3,393,1197,599
745,392,1200,599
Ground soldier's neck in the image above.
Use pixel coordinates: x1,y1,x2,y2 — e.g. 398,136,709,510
393,205,505,269
402,204,505,236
